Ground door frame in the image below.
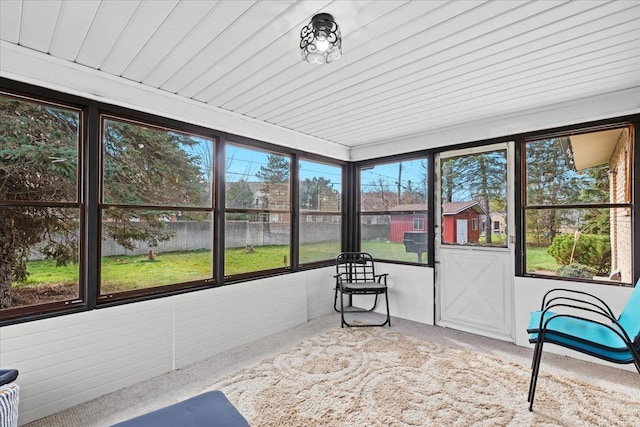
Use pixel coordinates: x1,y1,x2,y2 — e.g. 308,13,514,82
434,142,516,341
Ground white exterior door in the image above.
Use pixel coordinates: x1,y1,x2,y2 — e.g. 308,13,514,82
435,143,515,342
456,219,468,243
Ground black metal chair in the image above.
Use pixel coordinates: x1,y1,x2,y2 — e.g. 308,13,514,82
526,283,640,411
333,252,390,327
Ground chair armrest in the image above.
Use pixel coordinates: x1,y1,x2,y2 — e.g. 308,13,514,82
540,288,616,318
374,273,388,284
536,301,636,346
538,309,636,349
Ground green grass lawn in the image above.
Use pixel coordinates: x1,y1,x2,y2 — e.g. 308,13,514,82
361,240,424,263
525,245,559,273
20,242,339,291
22,240,554,292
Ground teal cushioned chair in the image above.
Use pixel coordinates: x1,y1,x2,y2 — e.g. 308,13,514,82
526,282,640,411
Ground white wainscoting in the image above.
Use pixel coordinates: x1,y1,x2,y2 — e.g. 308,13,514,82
2,267,633,424
350,264,435,325
0,271,329,425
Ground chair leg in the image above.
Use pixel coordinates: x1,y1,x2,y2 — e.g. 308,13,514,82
384,290,391,326
527,340,539,401
528,338,545,411
339,292,391,327
339,288,346,328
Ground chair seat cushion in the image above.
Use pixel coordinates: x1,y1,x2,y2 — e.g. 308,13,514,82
111,390,249,427
341,282,386,292
528,310,636,363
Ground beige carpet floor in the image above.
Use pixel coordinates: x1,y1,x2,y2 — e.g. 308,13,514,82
208,327,639,427
25,313,640,426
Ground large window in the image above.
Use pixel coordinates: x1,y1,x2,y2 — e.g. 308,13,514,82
299,159,342,265
523,126,633,283
225,144,291,277
360,159,428,264
100,116,215,299
0,93,82,315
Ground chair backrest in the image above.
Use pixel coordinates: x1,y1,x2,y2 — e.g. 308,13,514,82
617,280,640,345
336,252,376,283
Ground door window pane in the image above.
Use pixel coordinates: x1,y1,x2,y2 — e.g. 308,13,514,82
440,150,507,247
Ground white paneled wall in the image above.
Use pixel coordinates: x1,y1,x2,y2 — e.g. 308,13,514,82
173,276,307,368
305,267,337,320
350,263,435,325
0,270,347,425
0,297,175,424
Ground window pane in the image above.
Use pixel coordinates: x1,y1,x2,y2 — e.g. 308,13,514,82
102,118,213,207
100,209,213,294
225,145,290,210
361,214,427,263
0,206,80,309
299,160,341,212
224,213,290,275
524,207,631,283
440,150,507,247
361,159,427,212
0,95,79,202
525,128,631,206
300,214,341,264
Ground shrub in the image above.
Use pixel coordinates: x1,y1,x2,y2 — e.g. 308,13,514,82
548,233,611,275
555,263,593,279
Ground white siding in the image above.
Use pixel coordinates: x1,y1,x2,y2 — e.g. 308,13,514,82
0,273,312,425
305,267,336,320
351,264,435,326
0,298,174,424
174,276,307,368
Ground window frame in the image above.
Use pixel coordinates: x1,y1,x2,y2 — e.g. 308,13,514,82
3,79,638,326
97,113,217,303
356,155,431,266
0,91,86,320
223,142,293,280
518,121,637,285
298,158,344,268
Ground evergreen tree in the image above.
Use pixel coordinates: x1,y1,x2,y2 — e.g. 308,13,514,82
0,96,209,308
255,154,290,209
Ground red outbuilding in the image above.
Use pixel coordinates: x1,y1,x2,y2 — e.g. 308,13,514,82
442,201,487,244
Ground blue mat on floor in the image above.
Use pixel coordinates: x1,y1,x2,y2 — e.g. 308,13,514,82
111,390,250,427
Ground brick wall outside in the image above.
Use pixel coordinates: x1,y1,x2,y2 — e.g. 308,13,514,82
609,128,632,283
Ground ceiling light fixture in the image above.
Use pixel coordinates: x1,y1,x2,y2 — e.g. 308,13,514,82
300,13,342,64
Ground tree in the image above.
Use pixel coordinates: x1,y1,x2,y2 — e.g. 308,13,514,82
525,139,585,243
255,154,289,210
226,179,255,220
1,97,80,308
300,177,338,211
0,96,209,308
578,164,610,234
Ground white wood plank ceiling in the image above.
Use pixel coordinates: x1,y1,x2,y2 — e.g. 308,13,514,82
2,0,640,150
